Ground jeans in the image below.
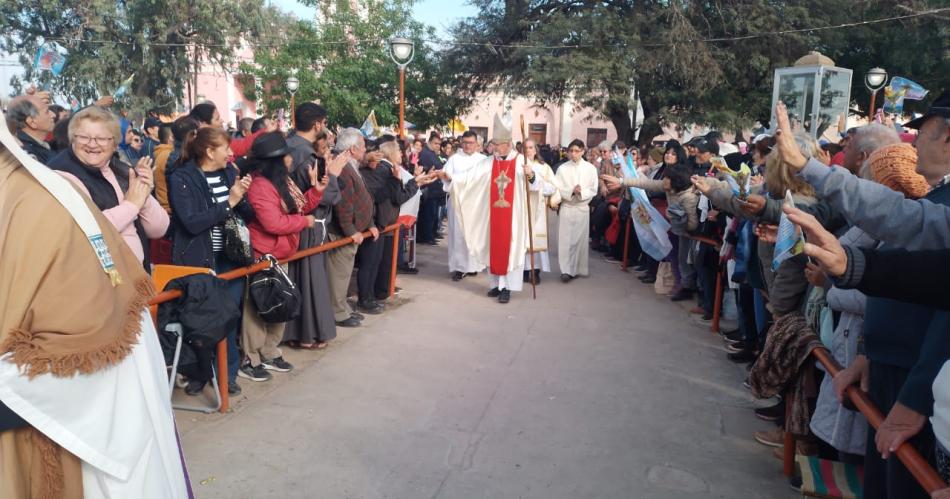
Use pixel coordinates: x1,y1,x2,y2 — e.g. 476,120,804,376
213,254,243,383
418,196,440,243
753,289,771,347
736,285,758,344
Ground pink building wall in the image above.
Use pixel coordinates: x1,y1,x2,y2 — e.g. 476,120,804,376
458,92,618,147
191,45,259,126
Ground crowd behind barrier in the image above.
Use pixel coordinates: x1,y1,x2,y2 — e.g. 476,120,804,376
3,86,949,498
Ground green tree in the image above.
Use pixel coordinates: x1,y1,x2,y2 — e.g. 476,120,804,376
0,0,271,113
244,0,469,131
446,0,950,145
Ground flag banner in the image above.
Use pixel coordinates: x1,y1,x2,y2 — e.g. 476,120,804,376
622,155,673,261
884,76,929,114
113,74,134,98
33,44,67,75
360,110,380,138
772,190,806,271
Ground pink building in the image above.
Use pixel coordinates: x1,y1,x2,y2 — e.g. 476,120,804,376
458,92,618,147
188,45,260,127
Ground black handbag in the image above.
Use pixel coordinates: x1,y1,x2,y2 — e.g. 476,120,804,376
222,214,254,266
248,255,301,323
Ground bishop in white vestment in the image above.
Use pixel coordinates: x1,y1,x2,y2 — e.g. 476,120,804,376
442,115,538,303
554,140,600,281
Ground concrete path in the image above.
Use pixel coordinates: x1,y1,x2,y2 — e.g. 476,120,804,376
180,229,796,499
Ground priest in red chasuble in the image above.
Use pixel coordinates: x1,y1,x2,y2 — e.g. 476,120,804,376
439,113,539,303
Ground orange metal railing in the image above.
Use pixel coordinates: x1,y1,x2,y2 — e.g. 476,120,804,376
148,223,401,413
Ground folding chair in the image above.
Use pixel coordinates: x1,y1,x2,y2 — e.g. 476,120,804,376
151,264,227,414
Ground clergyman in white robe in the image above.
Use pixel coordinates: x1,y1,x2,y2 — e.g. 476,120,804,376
524,159,559,274
554,158,600,278
442,149,486,274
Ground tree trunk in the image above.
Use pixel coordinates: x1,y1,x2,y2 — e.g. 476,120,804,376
607,105,633,148
637,97,662,148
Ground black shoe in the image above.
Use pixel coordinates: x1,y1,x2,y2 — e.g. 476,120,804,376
487,287,501,297
560,273,573,283
420,240,438,246
350,312,365,321
336,317,361,327
261,356,294,373
727,349,757,364
532,270,541,284
466,272,478,277
719,327,740,338
228,380,242,396
357,301,384,314
726,340,754,353
184,379,206,396
397,266,419,275
755,402,785,422
701,312,714,321
639,275,656,284
523,270,531,283
632,265,648,273
452,271,465,282
498,289,510,303
238,364,272,382
722,330,744,343
670,288,695,302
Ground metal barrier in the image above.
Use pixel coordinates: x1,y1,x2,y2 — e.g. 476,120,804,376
148,223,402,413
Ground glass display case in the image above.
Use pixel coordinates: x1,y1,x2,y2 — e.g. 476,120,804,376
770,56,852,139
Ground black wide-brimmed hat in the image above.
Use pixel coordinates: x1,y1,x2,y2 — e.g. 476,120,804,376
250,131,291,159
904,90,950,130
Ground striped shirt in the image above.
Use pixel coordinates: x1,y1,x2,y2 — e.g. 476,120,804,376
204,171,229,252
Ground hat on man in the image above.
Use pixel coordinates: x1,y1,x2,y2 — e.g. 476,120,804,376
250,131,291,159
492,113,513,144
867,143,930,199
144,117,162,130
903,90,950,129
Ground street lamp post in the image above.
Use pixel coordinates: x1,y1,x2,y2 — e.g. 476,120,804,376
286,71,299,129
389,37,415,138
865,67,888,121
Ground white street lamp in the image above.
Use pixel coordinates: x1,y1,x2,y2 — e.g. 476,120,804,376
286,72,299,127
389,38,415,138
864,67,888,120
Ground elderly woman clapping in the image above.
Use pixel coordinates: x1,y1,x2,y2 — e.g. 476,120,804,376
49,106,169,269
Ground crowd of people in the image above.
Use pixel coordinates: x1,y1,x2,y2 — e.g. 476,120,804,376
591,94,950,498
4,84,950,498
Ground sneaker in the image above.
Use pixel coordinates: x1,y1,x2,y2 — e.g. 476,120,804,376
184,379,206,396
228,380,242,395
723,332,745,345
670,288,695,302
357,300,384,315
742,377,752,390
336,317,361,327
487,287,501,297
639,275,656,284
261,356,294,373
350,312,365,321
397,266,419,275
604,256,622,264
788,476,803,493
632,265,649,273
725,340,754,353
727,349,757,364
755,402,785,422
498,289,511,303
238,363,272,382
753,428,785,448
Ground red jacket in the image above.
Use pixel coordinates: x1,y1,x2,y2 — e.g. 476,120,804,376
246,174,322,259
228,129,267,161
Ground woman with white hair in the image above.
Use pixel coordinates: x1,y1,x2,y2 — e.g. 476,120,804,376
49,106,169,269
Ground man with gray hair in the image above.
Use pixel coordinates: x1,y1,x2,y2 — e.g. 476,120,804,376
5,94,55,164
326,127,378,326
842,123,901,175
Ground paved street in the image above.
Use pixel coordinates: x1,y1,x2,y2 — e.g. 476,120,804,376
180,224,796,499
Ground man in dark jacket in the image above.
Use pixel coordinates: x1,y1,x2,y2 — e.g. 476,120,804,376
6,94,55,164
417,131,444,244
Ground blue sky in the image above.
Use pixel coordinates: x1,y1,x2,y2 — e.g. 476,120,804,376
270,0,479,37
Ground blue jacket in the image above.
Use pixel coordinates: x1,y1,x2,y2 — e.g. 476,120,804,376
167,161,254,268
801,159,950,415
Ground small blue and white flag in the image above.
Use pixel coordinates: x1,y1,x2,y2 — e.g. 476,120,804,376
772,190,806,271
622,155,673,261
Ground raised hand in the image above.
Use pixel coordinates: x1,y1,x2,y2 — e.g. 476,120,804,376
228,175,251,207
308,164,320,189
690,175,712,195
739,194,766,216
600,175,621,191
134,156,154,187
784,205,847,277
125,168,150,209
327,151,350,177
95,95,115,108
817,147,832,166
775,101,807,171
